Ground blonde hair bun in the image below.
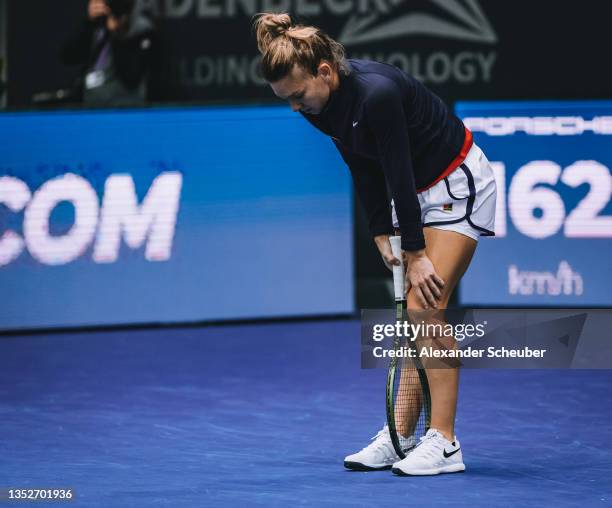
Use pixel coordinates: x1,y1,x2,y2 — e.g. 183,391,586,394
254,13,293,54
253,12,348,82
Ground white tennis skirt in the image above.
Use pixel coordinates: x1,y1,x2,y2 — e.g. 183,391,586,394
392,142,497,242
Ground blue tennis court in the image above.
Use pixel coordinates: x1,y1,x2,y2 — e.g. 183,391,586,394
2,319,610,507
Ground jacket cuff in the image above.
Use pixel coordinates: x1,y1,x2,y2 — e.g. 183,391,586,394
370,224,395,238
401,236,426,252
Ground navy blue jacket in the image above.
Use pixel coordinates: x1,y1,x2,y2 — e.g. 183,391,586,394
301,59,469,251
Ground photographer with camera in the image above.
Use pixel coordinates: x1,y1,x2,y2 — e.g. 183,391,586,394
61,0,159,107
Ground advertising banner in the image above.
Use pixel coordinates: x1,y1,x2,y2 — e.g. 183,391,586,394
456,100,612,306
0,105,354,330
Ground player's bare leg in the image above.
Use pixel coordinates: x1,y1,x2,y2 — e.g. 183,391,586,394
406,227,477,442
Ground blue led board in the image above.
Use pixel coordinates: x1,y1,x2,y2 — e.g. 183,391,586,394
0,106,354,329
456,101,612,306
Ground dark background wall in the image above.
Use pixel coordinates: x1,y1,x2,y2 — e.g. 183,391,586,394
8,1,611,107
7,0,83,106
5,0,611,305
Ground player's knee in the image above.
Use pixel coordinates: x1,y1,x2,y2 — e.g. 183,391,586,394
406,289,451,310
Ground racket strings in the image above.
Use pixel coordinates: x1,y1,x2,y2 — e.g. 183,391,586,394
392,341,429,445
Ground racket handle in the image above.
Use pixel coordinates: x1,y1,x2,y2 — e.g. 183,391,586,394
389,236,405,301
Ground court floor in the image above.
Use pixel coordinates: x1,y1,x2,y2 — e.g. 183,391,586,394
1,319,611,507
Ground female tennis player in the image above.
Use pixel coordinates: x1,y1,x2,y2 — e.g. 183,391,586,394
254,13,496,476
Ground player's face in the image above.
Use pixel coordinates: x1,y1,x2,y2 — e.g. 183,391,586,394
270,63,334,115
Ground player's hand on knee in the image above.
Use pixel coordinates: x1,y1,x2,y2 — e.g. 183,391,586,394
374,234,401,272
403,251,445,309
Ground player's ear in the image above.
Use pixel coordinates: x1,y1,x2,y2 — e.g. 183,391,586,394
318,61,333,81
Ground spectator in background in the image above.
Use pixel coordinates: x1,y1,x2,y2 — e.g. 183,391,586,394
62,0,160,107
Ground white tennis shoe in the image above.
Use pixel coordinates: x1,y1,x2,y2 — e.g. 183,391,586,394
391,428,466,476
344,424,416,471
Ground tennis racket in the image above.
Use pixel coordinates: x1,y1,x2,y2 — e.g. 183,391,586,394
386,236,431,459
